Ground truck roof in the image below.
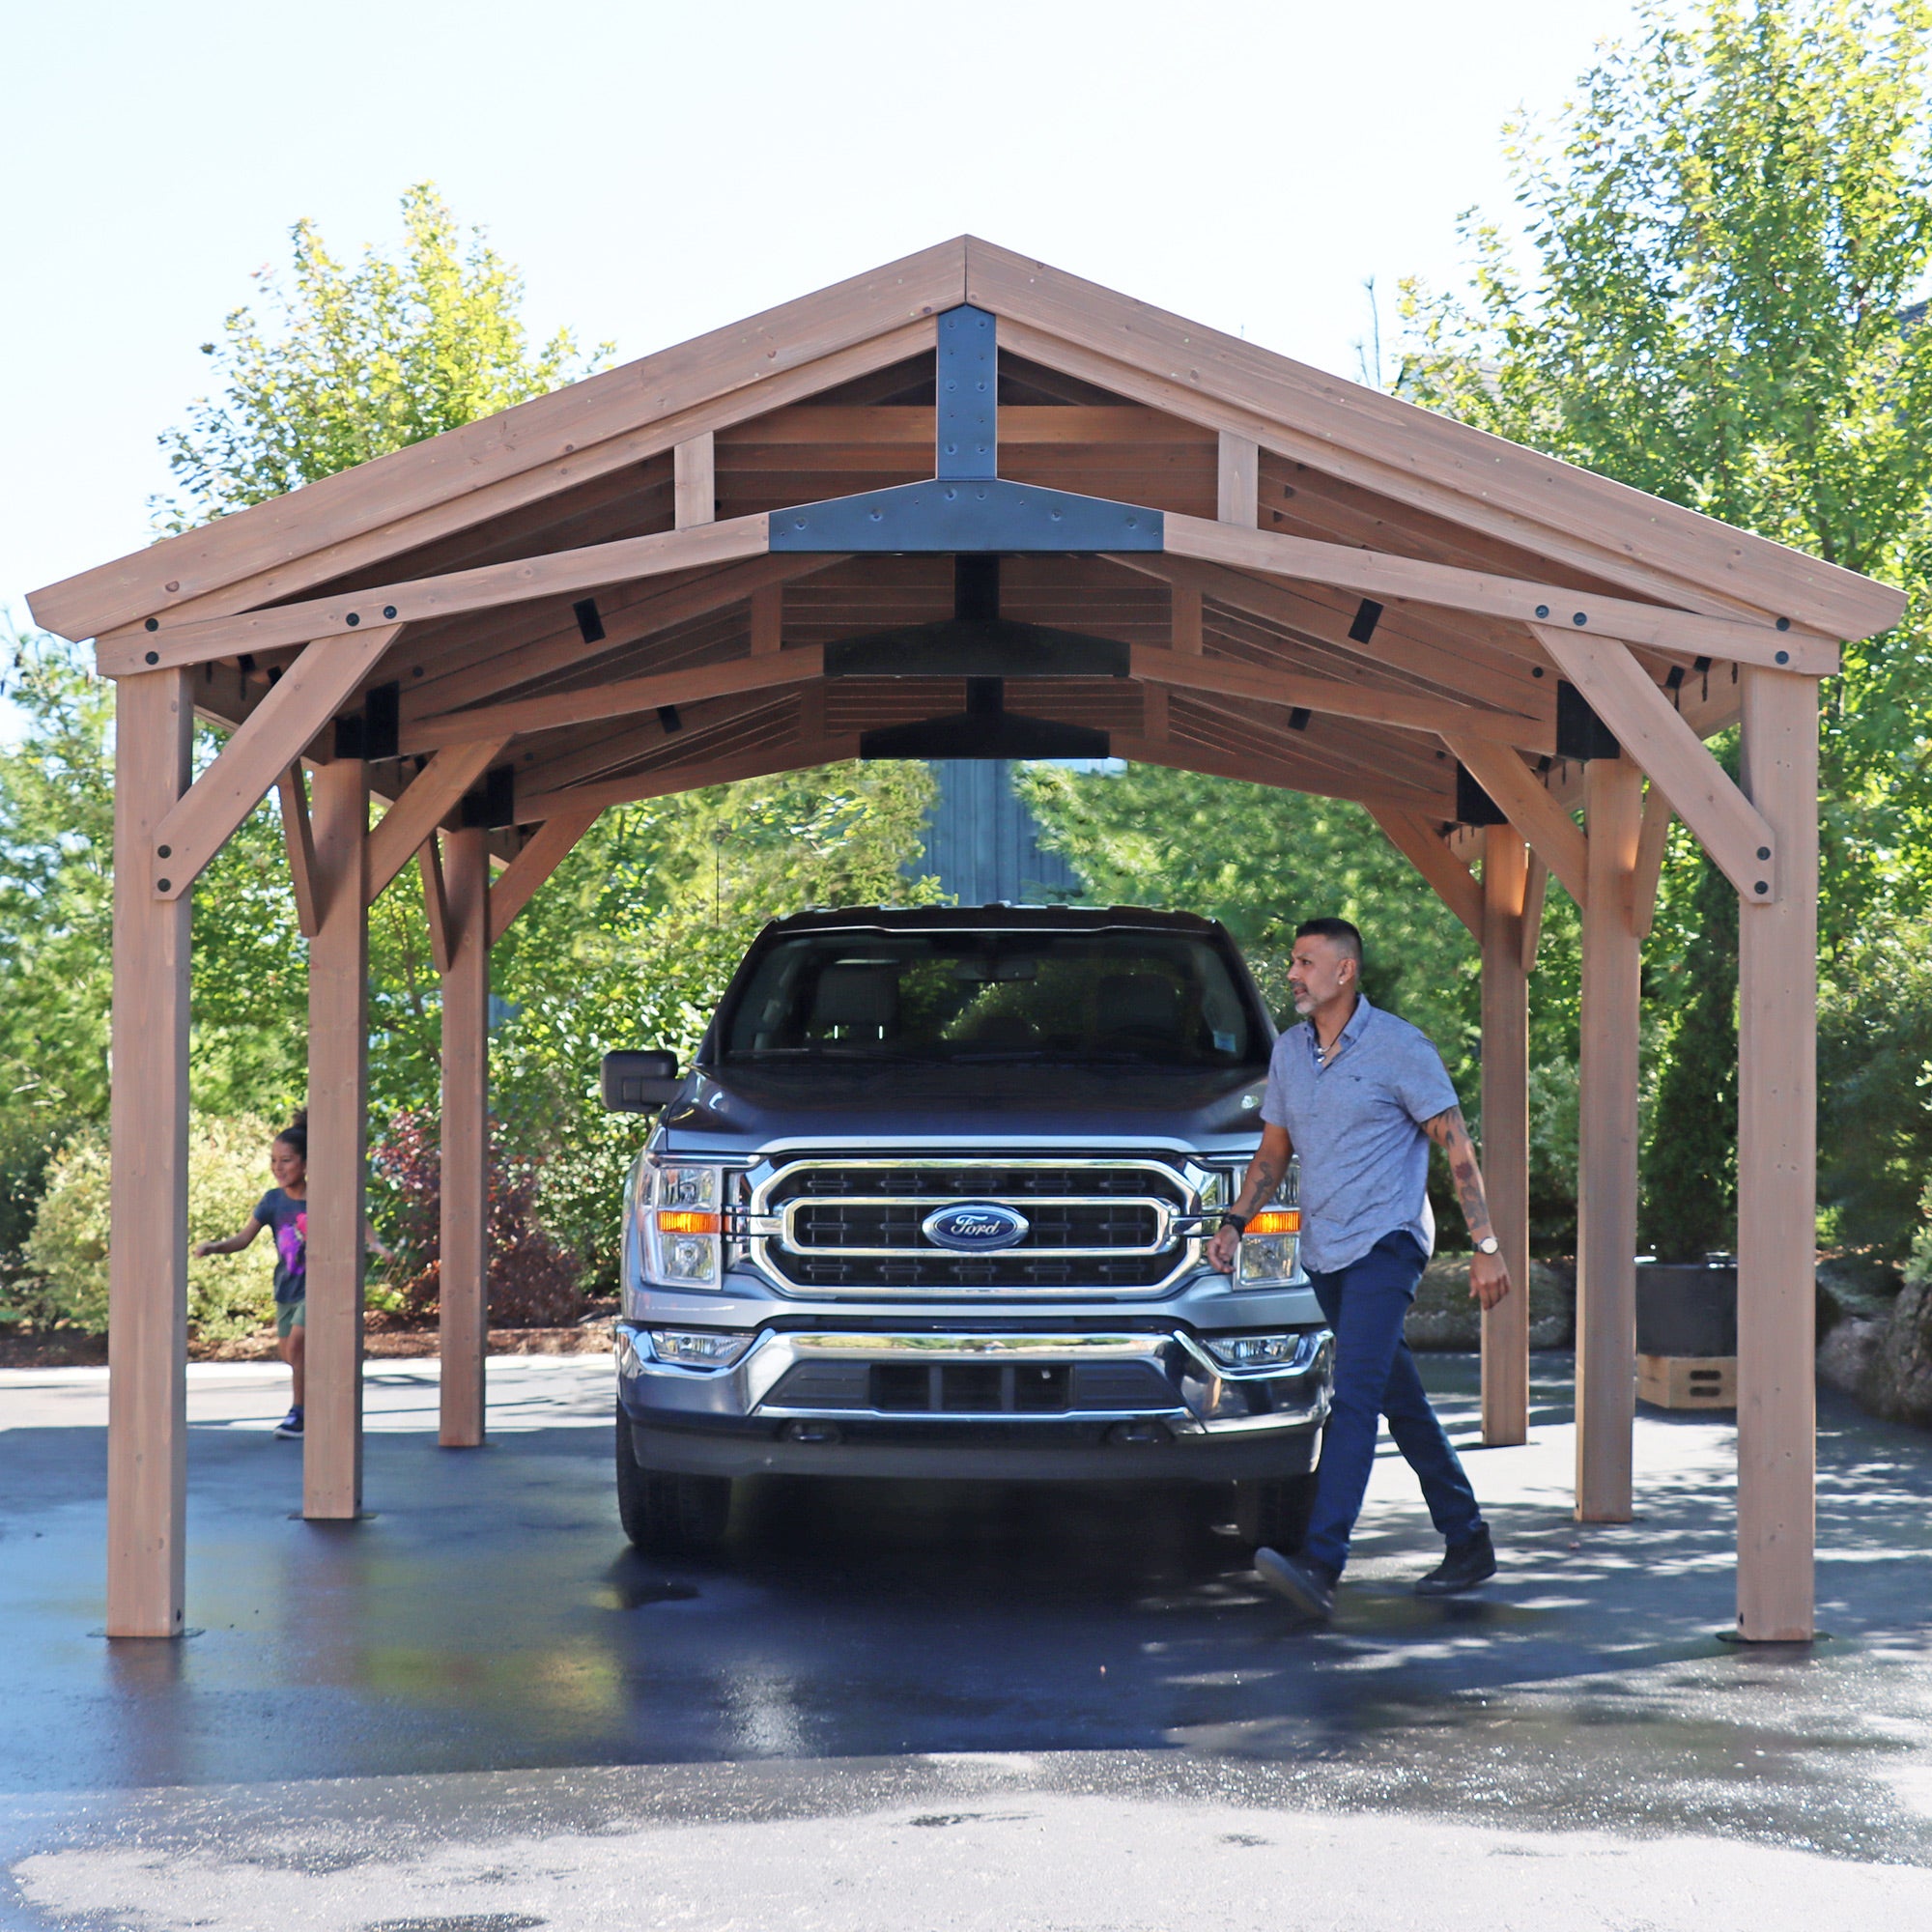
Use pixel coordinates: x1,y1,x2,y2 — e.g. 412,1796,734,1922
765,904,1228,936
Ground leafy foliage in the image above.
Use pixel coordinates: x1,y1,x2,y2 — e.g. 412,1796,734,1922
155,184,609,530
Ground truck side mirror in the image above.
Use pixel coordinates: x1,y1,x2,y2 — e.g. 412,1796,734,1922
602,1049,681,1112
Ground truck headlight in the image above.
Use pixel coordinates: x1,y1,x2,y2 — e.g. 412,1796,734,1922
639,1161,725,1288
1236,1173,1301,1287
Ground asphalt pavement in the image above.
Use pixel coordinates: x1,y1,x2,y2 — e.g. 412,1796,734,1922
3,1350,1930,1929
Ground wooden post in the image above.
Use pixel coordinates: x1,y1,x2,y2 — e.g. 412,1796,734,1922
1575,755,1642,1521
1735,669,1818,1640
1480,824,1530,1446
439,828,491,1449
304,756,369,1520
105,670,193,1636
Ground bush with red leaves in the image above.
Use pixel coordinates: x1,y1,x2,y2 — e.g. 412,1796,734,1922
370,1108,582,1327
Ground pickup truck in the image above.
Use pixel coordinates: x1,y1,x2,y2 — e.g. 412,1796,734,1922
601,903,1333,1556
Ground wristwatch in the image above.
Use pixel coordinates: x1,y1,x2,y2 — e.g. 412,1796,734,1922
1475,1236,1500,1256
1220,1211,1251,1236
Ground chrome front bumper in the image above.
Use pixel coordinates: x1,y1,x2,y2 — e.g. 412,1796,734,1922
615,1321,1332,1481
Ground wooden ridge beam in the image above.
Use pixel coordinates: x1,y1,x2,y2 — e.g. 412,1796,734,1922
402,646,826,754
366,739,509,903
489,807,602,947
149,625,402,901
99,516,771,675
1370,809,1484,939
1164,515,1835,674
1129,642,1545,749
1533,624,1778,903
1447,736,1591,909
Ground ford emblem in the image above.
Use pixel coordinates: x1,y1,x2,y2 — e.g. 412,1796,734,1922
922,1201,1031,1252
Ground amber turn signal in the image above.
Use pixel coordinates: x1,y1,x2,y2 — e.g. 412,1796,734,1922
1245,1209,1300,1236
657,1210,723,1236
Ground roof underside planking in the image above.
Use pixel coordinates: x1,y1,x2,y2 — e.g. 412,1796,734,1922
31,236,1908,867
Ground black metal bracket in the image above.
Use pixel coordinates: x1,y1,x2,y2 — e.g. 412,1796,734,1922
1456,761,1510,827
1556,680,1620,761
459,764,517,829
769,304,1163,555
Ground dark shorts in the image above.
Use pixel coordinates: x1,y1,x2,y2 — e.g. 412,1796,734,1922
275,1300,306,1340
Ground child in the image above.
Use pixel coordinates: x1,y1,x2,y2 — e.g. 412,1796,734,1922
195,1111,385,1438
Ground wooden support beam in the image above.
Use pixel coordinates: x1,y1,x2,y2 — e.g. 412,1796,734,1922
674,433,716,529
439,828,491,1450
1533,625,1777,902
100,516,771,674
751,582,783,655
365,739,509,902
1480,825,1531,1447
149,626,401,899
1735,668,1819,1641
1627,782,1673,942
1172,582,1203,654
105,669,193,1636
402,648,825,755
489,807,601,947
1163,514,1837,673
304,757,370,1522
1521,851,1548,975
1575,756,1642,1523
1445,737,1590,908
277,764,321,940
1111,732,1450,814
1133,644,1545,750
1217,432,1259,527
418,833,453,975
517,738,856,823
1368,809,1483,939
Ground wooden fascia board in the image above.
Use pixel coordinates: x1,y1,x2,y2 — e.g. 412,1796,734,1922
99,516,771,675
1128,642,1546,751
517,737,859,822
965,237,1905,642
1445,736,1591,909
148,624,403,901
1369,809,1485,939
402,646,826,754
1164,515,1838,673
1533,622,1778,903
34,242,966,640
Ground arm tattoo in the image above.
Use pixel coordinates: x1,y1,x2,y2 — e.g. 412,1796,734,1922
1234,1154,1285,1217
1422,1107,1496,1241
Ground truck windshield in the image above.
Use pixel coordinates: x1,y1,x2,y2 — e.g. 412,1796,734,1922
719,929,1264,1068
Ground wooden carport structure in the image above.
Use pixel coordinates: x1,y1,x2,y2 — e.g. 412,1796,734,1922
31,238,1904,1645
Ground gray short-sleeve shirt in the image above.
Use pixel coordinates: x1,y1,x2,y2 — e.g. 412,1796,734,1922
1261,995,1459,1273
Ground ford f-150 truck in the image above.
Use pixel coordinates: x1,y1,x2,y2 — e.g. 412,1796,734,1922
601,904,1333,1555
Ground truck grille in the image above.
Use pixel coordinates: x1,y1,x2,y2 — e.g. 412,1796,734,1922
754,1158,1196,1296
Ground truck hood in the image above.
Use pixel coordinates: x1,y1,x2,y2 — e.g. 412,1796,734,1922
653,1060,1269,1151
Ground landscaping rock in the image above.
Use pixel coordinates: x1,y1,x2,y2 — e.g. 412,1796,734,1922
1405,1256,1575,1351
1862,1276,1932,1428
1816,1315,1888,1400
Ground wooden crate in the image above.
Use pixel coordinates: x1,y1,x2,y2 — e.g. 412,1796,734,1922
1637,1353,1737,1409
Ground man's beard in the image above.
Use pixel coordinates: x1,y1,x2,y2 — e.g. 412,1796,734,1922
1291,989,1315,1012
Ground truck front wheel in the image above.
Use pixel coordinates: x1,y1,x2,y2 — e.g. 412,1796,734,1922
1233,1470,1318,1552
615,1406,733,1553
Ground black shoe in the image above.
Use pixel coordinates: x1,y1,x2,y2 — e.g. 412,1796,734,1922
273,1406,304,1439
1255,1546,1338,1620
1414,1524,1496,1596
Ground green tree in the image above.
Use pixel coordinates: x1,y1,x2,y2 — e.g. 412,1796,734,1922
155,183,608,528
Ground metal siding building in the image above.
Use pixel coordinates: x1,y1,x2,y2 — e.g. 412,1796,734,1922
915,760,1087,904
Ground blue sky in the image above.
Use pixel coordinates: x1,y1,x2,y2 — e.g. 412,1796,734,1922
2,0,1643,737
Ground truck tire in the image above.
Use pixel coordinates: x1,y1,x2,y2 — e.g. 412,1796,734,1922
1234,1470,1318,1552
615,1406,733,1554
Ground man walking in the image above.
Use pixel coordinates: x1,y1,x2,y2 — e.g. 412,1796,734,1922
1208,918,1508,1619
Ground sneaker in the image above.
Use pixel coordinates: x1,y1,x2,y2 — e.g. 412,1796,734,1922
1255,1546,1339,1620
273,1406,304,1439
1413,1523,1496,1596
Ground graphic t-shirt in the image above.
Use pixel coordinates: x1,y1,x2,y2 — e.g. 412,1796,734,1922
253,1188,308,1304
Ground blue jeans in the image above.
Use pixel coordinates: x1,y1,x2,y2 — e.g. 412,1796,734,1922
1302,1231,1484,1575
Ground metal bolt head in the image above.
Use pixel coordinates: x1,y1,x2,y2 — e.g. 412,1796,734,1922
157,844,171,859
1754,881,1769,895
1757,845,1771,861
1776,617,1791,632
157,878,172,894
145,651,158,666
1535,605,1549,618
145,618,159,632
346,611,360,627
1573,611,1588,626
384,605,397,619
1776,649,1789,665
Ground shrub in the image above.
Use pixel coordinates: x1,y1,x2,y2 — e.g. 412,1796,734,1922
370,1108,582,1326
24,1114,280,1340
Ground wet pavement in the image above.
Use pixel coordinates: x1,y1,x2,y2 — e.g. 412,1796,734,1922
3,1352,1931,1928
